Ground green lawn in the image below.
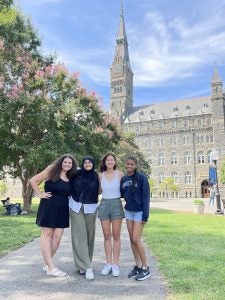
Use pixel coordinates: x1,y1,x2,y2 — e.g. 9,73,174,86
0,199,40,257
144,209,225,300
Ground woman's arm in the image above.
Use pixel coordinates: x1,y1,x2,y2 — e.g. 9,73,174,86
30,165,53,199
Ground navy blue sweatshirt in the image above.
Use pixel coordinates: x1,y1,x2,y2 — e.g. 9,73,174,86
120,171,150,222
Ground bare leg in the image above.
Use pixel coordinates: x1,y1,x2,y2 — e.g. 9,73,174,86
100,220,112,264
112,219,122,265
131,221,147,267
40,227,55,271
126,220,142,267
51,228,64,257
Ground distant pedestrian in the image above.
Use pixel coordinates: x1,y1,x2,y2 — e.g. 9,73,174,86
69,156,99,280
30,154,77,277
98,153,124,277
209,185,215,206
120,156,151,281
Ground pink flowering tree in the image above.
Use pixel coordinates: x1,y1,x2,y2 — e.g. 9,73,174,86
0,2,121,211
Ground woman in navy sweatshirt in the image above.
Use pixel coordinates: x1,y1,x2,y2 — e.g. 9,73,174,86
120,156,151,281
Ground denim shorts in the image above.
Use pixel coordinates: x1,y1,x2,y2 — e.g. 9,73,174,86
98,198,125,220
125,210,143,222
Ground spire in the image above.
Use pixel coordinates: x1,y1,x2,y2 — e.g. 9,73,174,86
212,63,222,84
117,1,127,40
114,1,130,66
120,0,124,16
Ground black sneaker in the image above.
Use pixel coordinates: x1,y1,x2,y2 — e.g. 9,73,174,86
135,266,151,281
128,266,141,278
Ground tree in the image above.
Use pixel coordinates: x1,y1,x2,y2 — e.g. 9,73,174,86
0,180,7,197
114,132,151,176
221,158,225,184
149,177,157,195
0,1,121,211
159,177,179,198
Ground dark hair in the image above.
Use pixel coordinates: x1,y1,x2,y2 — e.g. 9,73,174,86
126,156,138,194
48,154,77,182
126,156,138,165
100,153,117,172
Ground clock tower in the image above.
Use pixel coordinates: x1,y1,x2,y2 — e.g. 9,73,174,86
110,2,133,118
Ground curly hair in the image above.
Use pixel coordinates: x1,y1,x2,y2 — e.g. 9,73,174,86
48,154,77,182
99,153,117,172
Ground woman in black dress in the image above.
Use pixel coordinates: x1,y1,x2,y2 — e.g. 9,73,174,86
30,154,77,277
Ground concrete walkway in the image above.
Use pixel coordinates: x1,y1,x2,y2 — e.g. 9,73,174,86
151,197,218,214
0,219,168,300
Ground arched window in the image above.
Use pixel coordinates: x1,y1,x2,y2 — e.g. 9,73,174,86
184,151,191,165
197,119,202,126
207,150,212,163
198,151,205,164
185,171,192,184
207,118,212,126
171,151,177,164
117,87,120,93
171,171,178,183
183,135,190,145
120,86,122,93
158,153,165,166
114,87,117,94
159,172,165,183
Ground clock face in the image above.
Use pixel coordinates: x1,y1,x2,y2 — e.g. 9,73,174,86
112,64,123,75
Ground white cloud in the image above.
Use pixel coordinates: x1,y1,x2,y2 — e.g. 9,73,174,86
127,5,225,87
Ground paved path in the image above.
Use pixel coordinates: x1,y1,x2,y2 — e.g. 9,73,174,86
0,219,168,300
151,197,217,214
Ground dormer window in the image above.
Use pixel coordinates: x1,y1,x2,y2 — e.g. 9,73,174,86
203,103,208,108
150,109,155,114
139,110,144,116
173,107,178,112
185,105,190,110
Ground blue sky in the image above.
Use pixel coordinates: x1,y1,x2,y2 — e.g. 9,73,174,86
16,0,225,109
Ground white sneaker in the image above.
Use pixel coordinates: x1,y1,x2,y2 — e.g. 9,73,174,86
79,270,85,275
101,264,112,275
112,264,120,277
85,268,94,280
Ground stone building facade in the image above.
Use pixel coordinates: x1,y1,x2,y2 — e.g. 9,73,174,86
110,9,225,198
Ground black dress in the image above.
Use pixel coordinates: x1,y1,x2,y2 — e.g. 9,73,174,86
36,179,71,228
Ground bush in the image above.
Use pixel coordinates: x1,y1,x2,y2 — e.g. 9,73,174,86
193,199,204,205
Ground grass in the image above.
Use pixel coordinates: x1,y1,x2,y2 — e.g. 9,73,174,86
144,209,225,300
0,198,40,257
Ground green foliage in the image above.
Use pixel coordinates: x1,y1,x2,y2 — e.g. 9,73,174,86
145,209,225,299
193,199,204,205
0,0,121,211
220,158,225,184
0,180,7,196
114,132,151,176
159,177,179,196
149,177,157,192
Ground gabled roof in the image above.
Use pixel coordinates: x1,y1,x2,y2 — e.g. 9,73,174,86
123,96,212,123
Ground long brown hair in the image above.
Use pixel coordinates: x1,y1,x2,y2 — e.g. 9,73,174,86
99,153,117,172
48,154,77,182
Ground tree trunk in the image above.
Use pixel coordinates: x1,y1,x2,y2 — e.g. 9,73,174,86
21,176,33,212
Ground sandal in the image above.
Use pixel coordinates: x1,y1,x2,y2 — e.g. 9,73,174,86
47,268,67,277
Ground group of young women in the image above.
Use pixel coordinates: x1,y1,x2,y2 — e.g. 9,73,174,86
30,153,151,281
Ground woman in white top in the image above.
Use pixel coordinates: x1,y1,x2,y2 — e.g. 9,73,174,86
98,153,124,277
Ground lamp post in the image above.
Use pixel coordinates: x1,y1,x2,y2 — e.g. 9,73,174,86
210,149,223,215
